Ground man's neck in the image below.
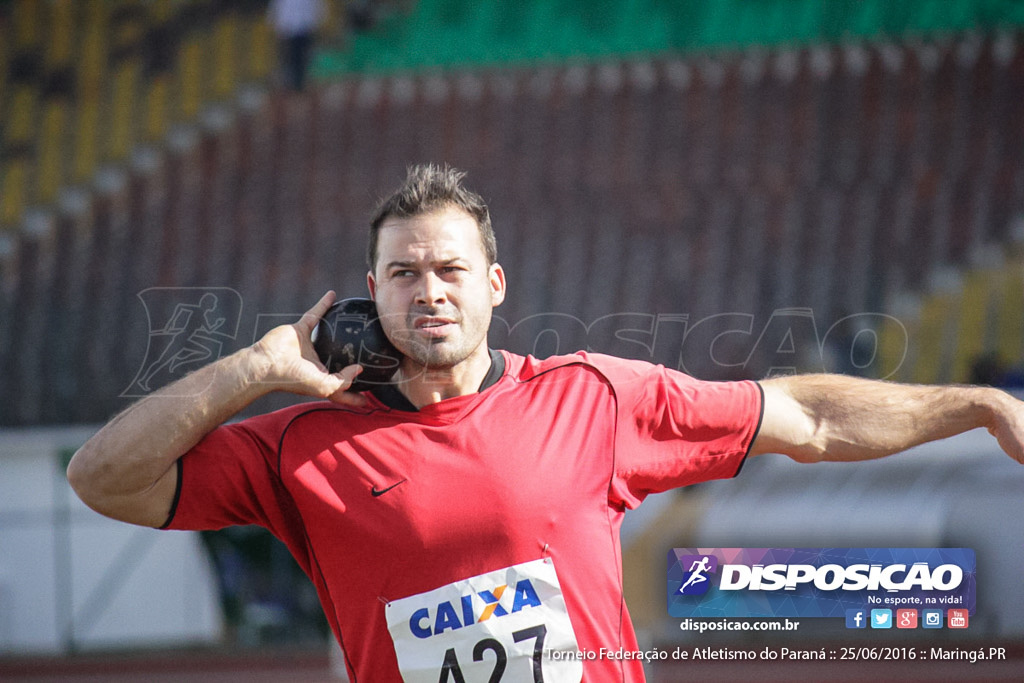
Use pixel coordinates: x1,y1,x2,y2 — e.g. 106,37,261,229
394,347,494,408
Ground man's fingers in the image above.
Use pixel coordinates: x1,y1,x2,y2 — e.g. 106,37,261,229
327,365,366,405
337,364,363,384
298,291,336,332
331,390,369,408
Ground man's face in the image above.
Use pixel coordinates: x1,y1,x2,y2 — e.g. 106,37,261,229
367,206,505,373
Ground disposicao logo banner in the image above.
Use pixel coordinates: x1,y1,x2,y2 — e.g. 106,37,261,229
667,548,975,618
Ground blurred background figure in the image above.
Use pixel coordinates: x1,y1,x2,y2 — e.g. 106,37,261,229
268,0,326,91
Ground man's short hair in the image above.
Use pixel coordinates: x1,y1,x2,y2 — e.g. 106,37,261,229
367,164,498,270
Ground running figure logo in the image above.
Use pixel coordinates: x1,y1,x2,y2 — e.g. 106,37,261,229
676,554,718,595
124,288,242,396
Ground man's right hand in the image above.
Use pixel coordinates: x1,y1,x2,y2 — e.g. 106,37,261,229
250,291,366,406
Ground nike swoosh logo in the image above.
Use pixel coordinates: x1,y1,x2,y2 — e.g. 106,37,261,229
371,479,407,497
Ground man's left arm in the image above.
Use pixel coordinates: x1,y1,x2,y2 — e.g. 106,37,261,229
752,374,1024,465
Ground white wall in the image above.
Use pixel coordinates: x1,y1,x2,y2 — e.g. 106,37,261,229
0,426,222,654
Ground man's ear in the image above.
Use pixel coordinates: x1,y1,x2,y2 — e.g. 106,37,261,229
367,271,377,299
489,263,506,307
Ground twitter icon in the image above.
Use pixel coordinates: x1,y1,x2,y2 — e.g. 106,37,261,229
871,609,893,629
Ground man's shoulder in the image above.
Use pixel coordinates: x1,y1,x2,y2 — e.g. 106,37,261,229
502,350,663,384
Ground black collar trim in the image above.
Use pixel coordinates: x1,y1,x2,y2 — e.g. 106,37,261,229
370,349,505,412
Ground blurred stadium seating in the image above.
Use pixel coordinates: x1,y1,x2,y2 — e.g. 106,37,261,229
0,0,276,232
1,2,1022,423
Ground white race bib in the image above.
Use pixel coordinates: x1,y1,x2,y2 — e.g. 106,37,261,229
386,558,583,682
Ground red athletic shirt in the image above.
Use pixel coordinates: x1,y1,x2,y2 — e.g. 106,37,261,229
164,351,763,681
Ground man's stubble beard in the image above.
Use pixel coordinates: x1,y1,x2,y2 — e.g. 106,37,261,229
389,312,492,383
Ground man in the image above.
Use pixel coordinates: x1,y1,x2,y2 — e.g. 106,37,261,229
69,165,1024,681
268,0,326,91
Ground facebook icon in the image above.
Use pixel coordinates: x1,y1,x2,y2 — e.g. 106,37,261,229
846,609,867,629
